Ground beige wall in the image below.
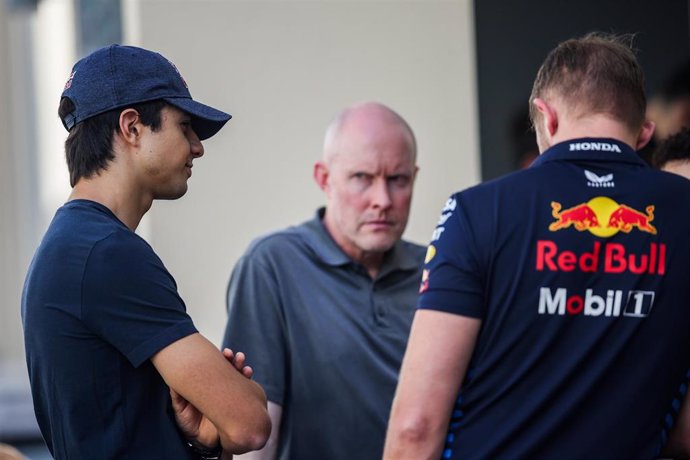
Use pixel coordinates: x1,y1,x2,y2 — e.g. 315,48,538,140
129,0,480,345
0,0,17,364
0,0,75,367
0,0,479,361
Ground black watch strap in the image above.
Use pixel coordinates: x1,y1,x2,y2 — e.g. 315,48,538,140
186,440,222,460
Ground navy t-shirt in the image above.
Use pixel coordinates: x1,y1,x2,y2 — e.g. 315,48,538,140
22,200,198,459
419,138,690,459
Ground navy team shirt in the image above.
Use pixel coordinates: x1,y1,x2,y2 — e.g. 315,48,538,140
419,138,690,459
22,200,197,460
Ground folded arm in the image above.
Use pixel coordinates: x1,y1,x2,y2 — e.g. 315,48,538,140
152,333,271,455
235,401,282,460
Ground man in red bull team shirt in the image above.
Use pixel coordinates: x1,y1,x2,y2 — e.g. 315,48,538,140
384,33,690,459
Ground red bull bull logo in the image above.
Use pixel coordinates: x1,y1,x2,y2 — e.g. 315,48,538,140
540,197,665,275
549,202,600,232
549,197,657,237
607,205,656,234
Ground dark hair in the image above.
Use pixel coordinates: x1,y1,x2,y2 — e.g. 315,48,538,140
652,126,690,169
58,98,168,187
529,32,646,132
655,60,690,102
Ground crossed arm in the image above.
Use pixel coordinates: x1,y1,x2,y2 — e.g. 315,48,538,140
233,402,282,460
151,333,272,457
383,309,481,460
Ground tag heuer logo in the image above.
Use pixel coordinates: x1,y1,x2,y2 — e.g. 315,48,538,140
585,170,614,188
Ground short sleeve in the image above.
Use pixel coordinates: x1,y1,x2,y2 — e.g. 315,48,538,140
418,194,485,318
81,232,197,367
222,247,287,405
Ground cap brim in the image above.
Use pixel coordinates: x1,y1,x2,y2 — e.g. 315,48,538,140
165,97,232,141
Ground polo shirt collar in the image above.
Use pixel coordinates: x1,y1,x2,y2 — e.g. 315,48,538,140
302,208,351,266
302,207,419,273
531,137,648,168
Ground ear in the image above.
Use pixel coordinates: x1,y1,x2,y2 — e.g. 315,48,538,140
532,97,559,137
313,160,330,192
117,108,142,146
635,120,656,151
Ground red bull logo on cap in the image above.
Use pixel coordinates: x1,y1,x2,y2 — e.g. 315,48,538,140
550,197,657,237
64,70,76,91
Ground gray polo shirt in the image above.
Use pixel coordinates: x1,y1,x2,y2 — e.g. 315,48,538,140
222,208,425,460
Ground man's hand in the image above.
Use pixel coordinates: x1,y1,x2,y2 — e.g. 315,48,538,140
171,387,218,447
223,348,254,379
171,348,255,448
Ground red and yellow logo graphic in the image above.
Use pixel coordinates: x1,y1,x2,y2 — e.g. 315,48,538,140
424,245,436,264
419,245,435,293
549,197,657,237
419,269,430,294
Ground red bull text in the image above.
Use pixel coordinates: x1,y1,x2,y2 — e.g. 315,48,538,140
536,241,666,275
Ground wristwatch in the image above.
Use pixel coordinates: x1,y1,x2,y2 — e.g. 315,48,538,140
186,440,222,460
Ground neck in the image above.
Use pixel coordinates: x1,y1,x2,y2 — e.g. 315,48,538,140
321,214,385,279
550,115,639,150
69,174,152,231
358,252,385,279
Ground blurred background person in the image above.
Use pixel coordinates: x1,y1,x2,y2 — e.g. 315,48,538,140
640,59,690,164
653,126,690,179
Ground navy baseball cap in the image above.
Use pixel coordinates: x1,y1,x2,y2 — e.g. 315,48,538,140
60,44,231,140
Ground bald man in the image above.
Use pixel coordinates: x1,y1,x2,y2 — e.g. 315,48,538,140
222,102,425,460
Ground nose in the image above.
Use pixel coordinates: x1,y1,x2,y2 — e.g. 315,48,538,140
189,129,204,158
370,178,392,210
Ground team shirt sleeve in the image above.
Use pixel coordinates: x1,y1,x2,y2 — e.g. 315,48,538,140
80,232,197,367
417,194,485,318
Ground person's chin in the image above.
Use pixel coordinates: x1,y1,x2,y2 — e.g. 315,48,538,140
362,234,399,253
156,185,188,200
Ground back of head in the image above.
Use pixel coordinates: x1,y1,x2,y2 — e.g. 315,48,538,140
529,32,646,132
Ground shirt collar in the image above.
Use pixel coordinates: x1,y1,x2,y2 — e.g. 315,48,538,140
531,137,648,168
301,207,420,273
302,208,351,266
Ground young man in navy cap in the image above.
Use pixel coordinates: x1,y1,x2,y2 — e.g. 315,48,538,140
385,33,690,458
22,45,270,460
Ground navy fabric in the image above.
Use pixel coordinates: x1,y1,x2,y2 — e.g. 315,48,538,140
419,138,690,459
22,200,197,460
60,44,230,139
223,209,425,460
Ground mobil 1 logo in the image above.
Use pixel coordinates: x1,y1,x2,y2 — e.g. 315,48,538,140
538,287,655,318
